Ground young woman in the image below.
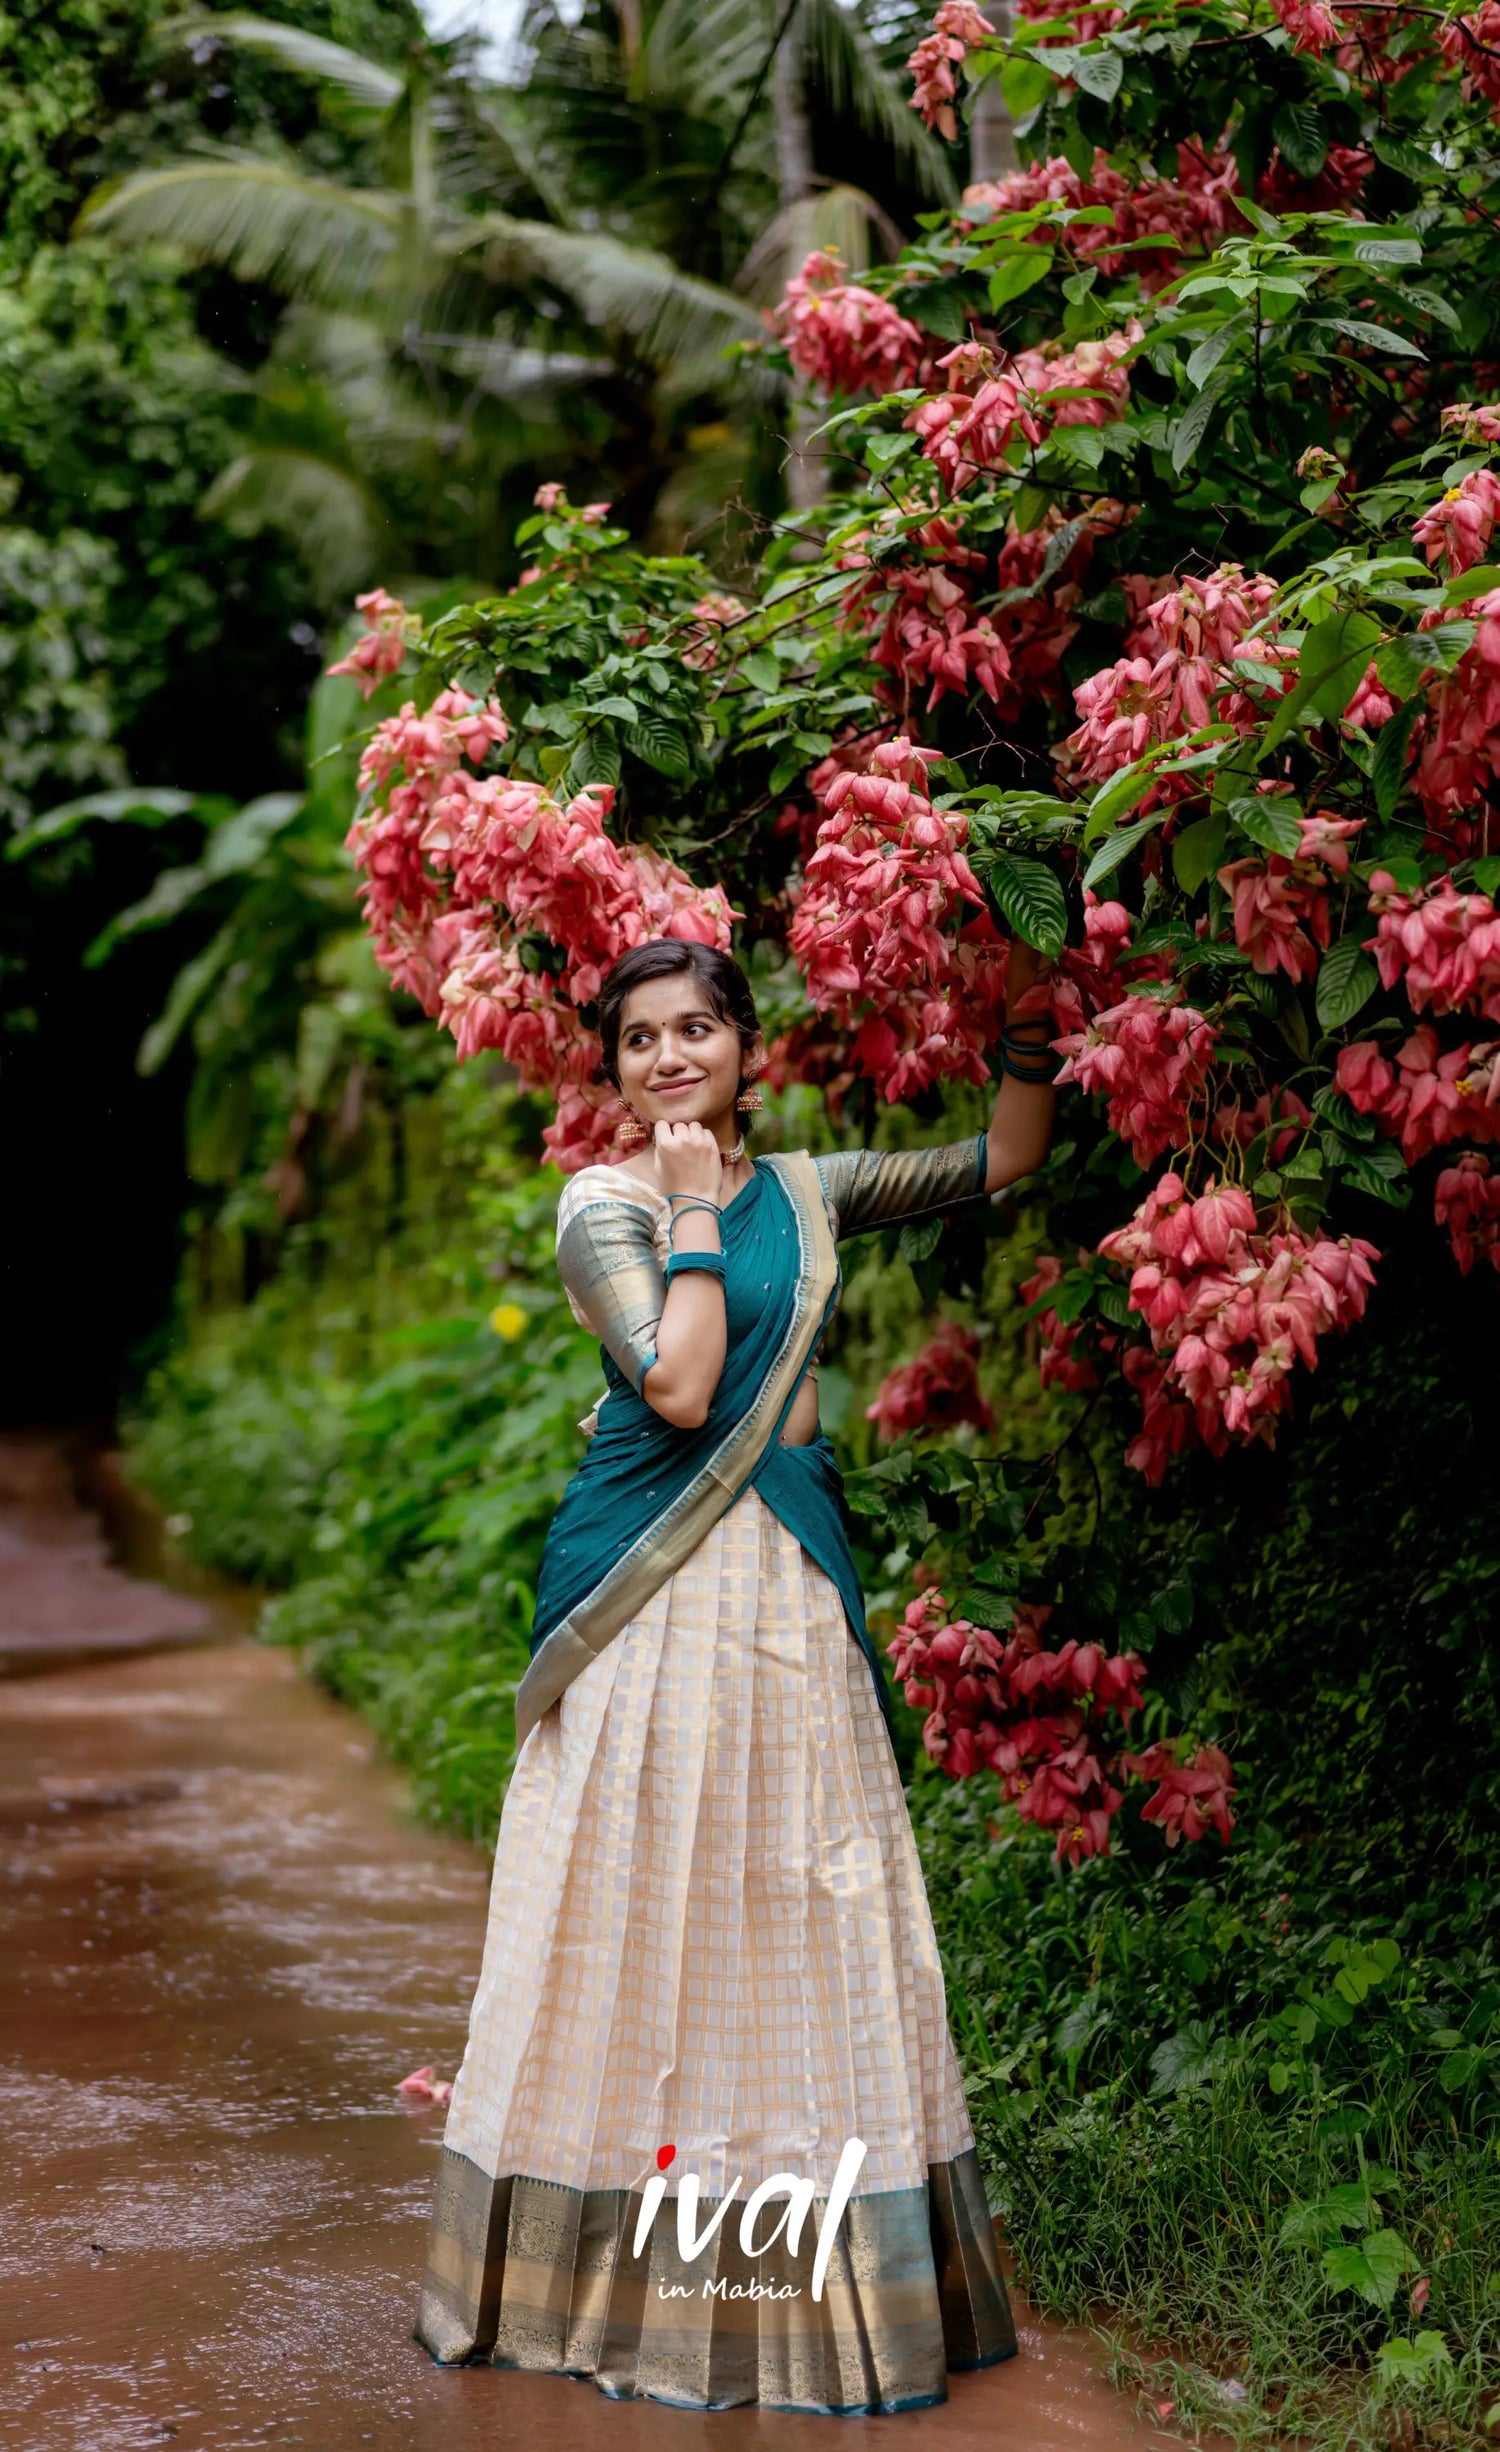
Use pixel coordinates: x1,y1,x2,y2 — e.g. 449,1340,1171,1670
417,935,1057,2416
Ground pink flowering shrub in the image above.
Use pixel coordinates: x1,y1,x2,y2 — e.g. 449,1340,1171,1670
1054,997,1219,1166
867,1320,996,1439
786,737,1009,1098
886,1586,1230,1863
333,5,1500,1855
907,2,996,140
1097,1177,1379,1475
770,250,927,399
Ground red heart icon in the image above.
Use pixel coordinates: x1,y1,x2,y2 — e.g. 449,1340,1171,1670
656,2144,676,2171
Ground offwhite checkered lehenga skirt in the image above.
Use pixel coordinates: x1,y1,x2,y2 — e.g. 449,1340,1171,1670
416,1486,1016,2412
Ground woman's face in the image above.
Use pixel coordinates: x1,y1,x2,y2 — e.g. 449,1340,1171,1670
614,974,756,1132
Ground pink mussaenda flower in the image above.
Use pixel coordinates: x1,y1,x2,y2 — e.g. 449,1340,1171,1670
1054,996,1219,1166
1442,401,1500,447
867,1320,996,1440
771,250,926,399
1415,589,1500,849
1413,468,1500,574
1434,1151,1500,1273
907,328,1138,495
1124,1740,1236,1845
581,501,611,526
1218,812,1363,983
1270,0,1341,51
1441,3,1500,108
325,586,412,699
1259,142,1371,214
1099,1175,1379,1472
1366,871,1500,1022
1337,1025,1500,1163
533,481,567,510
907,2,995,137
961,145,1239,291
886,1587,1160,1863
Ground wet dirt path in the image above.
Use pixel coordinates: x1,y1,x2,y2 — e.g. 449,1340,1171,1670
0,1445,1183,2452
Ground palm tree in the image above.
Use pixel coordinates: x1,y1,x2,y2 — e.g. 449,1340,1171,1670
79,0,953,575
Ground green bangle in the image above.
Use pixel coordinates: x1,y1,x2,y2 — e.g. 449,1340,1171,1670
665,1249,726,1286
667,1197,723,1233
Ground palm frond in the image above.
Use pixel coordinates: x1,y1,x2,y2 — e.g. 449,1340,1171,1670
201,450,390,594
633,0,771,119
461,214,758,360
798,0,959,204
81,159,407,313
737,181,904,296
403,331,612,396
156,12,404,107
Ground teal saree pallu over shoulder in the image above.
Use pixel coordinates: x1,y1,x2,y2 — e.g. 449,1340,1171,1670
417,1135,1018,2415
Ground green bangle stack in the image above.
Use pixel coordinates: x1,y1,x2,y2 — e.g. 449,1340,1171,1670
999,1022,1060,1085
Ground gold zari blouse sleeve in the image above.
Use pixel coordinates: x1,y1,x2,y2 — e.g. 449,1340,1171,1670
555,1182,666,1395
815,1134,988,1241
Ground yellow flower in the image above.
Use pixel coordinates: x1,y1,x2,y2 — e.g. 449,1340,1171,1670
489,1301,527,1341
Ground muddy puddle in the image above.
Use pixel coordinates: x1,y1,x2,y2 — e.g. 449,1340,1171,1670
0,1444,1185,2452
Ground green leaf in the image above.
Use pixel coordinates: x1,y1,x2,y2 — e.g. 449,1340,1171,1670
1377,2334,1452,2378
590,694,641,722
986,851,1068,957
1265,609,1381,748
1084,758,1159,840
999,53,1052,115
1228,794,1303,855
1071,43,1124,99
7,783,207,858
1473,854,1500,896
1376,620,1474,699
899,1218,944,1266
1440,2045,1483,2090
135,921,238,1077
623,711,695,780
1313,317,1425,360
1316,935,1380,1029
1371,693,1423,820
1083,810,1165,891
865,430,917,473
1171,370,1231,474
1442,562,1500,603
1272,101,1329,179
1172,811,1227,893
740,650,780,692
1184,311,1250,390
563,728,623,793
988,249,1054,310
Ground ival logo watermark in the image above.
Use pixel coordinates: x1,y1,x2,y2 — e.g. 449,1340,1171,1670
636,2137,868,2303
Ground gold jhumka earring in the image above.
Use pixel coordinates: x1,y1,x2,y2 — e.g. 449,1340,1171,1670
617,1104,651,1144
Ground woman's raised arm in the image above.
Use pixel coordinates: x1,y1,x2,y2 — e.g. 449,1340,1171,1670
982,938,1057,1195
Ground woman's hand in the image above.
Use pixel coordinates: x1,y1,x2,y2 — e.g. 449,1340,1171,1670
1005,935,1053,1026
653,1120,726,1204
640,1120,728,1430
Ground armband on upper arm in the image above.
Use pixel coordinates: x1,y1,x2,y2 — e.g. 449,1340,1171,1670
555,1180,666,1394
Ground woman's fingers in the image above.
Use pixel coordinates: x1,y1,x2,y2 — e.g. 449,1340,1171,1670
654,1119,724,1198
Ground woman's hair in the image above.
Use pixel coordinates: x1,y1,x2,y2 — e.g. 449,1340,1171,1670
595,940,760,1090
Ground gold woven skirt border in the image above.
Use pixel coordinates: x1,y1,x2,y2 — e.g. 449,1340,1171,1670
415,2143,1017,2414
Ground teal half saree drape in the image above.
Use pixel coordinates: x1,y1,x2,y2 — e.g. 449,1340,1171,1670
417,1135,1018,2415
